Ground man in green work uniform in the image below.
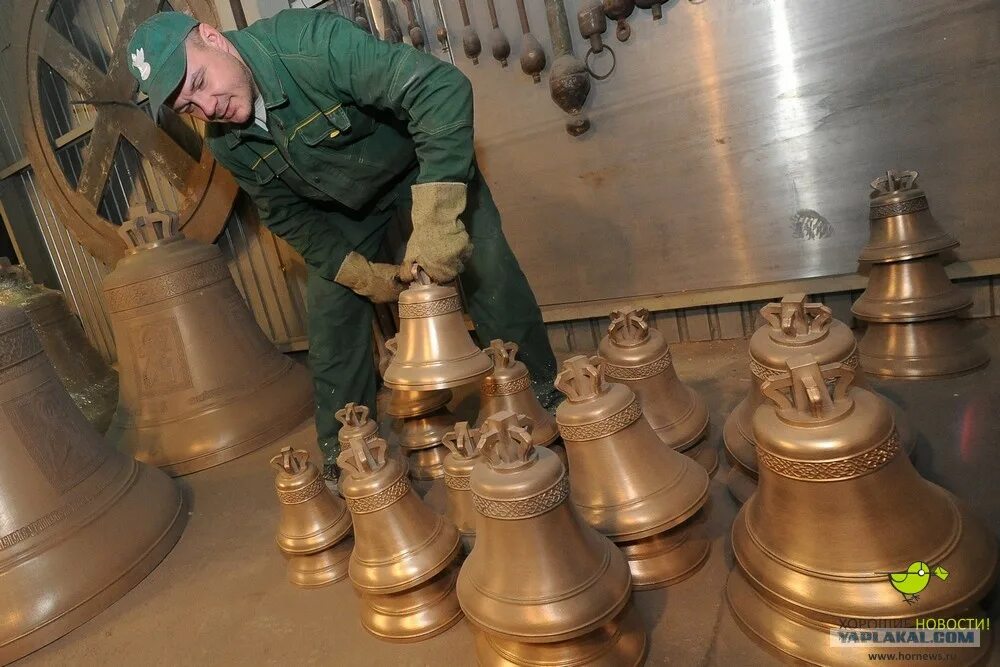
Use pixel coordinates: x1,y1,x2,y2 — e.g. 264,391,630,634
127,9,558,476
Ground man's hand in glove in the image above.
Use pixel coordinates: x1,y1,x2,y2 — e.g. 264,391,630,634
334,252,406,303
399,182,474,283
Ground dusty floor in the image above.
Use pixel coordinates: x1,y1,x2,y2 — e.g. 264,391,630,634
14,321,1000,666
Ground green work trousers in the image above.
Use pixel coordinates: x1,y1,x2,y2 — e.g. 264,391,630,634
308,168,558,468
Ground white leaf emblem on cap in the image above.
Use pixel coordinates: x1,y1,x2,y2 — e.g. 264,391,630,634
131,48,151,81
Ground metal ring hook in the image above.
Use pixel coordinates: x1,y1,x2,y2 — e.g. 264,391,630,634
585,44,616,81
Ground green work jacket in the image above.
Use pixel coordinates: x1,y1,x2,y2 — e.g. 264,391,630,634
206,9,475,279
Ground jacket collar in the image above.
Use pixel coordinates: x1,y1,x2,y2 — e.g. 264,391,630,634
221,29,288,148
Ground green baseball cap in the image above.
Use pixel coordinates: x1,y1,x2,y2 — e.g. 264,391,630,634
126,12,198,118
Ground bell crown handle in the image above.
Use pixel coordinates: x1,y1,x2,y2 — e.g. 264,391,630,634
607,308,651,345
270,446,310,474
409,263,433,286
335,402,371,428
871,169,918,195
443,421,482,459
554,355,607,401
337,435,389,477
119,204,180,249
760,294,832,336
480,410,535,470
485,339,519,368
760,355,856,418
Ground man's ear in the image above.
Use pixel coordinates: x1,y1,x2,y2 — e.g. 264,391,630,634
198,22,226,50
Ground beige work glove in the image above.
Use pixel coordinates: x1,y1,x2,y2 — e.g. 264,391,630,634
334,252,406,303
399,182,474,283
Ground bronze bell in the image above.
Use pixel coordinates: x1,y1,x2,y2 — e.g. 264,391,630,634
0,306,184,663
103,210,313,476
457,411,634,648
382,269,493,391
597,309,712,471
555,357,710,589
852,255,972,322
859,319,989,379
728,354,998,665
478,339,559,447
442,422,483,552
397,406,458,481
386,389,452,419
860,170,958,263
723,294,916,504
338,435,462,641
335,402,380,451
0,259,118,432
473,603,648,667
271,447,353,587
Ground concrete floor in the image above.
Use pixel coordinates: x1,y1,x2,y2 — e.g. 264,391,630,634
14,320,1000,666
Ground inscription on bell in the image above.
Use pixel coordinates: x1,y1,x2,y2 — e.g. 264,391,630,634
4,380,106,493
129,318,193,397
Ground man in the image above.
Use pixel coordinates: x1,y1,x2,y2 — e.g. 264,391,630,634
127,9,558,476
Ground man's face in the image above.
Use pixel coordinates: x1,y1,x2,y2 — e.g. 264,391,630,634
169,28,254,124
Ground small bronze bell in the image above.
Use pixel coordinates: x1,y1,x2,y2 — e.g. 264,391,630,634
478,339,559,447
104,209,313,475
335,402,380,451
271,447,353,587
338,435,463,641
383,269,493,391
852,255,972,322
597,309,711,469
442,422,482,551
0,306,184,663
473,603,648,666
859,319,989,379
724,294,916,504
555,356,710,589
728,354,998,666
457,411,634,647
860,170,958,263
396,406,458,481
0,259,118,432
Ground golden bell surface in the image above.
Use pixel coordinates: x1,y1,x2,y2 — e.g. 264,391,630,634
398,406,458,451
860,170,958,263
287,538,354,588
357,562,464,642
335,402,381,451
723,294,916,500
852,256,972,322
0,259,118,432
338,435,461,595
385,389,452,418
478,339,559,447
0,306,185,664
442,422,482,549
859,319,989,379
457,411,633,643
555,356,709,589
382,270,493,391
103,212,313,476
271,447,352,555
474,603,648,667
729,355,997,666
597,310,708,452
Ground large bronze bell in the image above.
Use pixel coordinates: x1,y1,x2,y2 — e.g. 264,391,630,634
442,421,482,552
0,306,184,663
338,434,463,641
723,294,916,504
859,170,958,263
104,211,313,476
852,255,972,322
728,354,998,666
457,411,634,648
477,339,559,447
555,356,710,589
597,309,713,471
859,319,989,379
382,269,493,391
271,447,353,587
0,259,118,432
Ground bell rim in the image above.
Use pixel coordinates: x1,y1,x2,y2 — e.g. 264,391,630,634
383,366,493,392
349,523,462,595
286,540,353,588
622,529,711,591
276,510,353,555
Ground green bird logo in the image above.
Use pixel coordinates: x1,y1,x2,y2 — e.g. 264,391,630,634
882,561,950,604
